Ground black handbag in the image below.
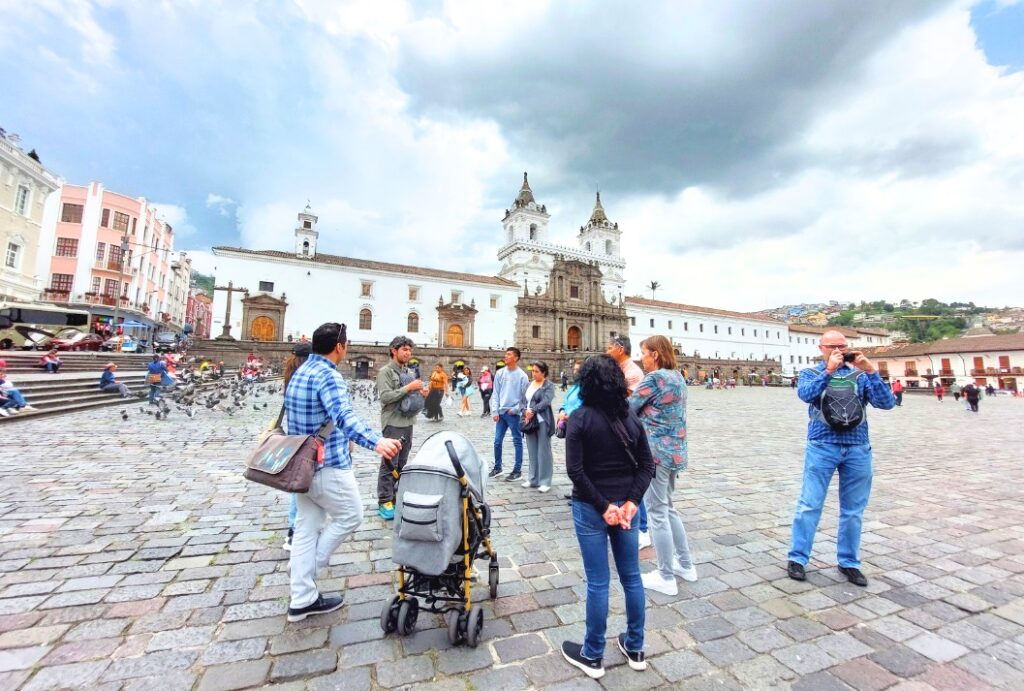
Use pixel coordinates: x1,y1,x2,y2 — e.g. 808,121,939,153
520,410,539,433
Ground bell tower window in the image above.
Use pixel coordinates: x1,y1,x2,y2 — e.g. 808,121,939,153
302,240,310,256
529,223,537,240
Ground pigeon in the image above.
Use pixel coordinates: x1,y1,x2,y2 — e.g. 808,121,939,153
121,410,128,421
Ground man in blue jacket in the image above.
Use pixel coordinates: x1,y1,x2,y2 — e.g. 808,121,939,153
787,330,895,587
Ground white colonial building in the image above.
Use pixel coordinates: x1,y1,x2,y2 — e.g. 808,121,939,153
787,325,894,370
211,206,521,348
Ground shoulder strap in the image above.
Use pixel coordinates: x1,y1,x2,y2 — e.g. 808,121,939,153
600,409,639,470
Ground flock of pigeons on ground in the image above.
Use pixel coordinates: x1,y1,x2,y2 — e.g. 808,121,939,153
115,373,384,425
118,373,285,423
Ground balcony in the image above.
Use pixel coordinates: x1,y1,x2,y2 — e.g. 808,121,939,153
41,289,70,302
904,369,919,377
939,368,954,376
970,368,989,376
106,259,123,272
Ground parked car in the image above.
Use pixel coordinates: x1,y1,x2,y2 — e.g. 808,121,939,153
49,331,105,351
102,335,142,353
153,331,179,354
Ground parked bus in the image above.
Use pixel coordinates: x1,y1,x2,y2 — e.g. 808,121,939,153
0,303,90,350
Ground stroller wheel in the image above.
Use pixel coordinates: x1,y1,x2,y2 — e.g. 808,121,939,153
465,605,484,648
380,595,400,634
397,598,419,636
447,610,464,646
489,562,499,600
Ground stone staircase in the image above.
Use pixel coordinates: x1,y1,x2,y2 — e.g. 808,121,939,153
0,350,156,375
0,369,260,422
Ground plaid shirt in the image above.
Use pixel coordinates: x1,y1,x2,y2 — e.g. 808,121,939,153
284,354,380,470
798,362,896,445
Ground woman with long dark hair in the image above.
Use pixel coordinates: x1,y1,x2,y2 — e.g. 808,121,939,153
522,361,555,492
562,355,654,679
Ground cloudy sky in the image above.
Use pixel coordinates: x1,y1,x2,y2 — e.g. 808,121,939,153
2,0,1022,311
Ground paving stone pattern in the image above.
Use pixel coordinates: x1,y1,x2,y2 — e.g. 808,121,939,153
1,386,1022,689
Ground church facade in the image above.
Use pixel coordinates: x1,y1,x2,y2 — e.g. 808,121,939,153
207,175,859,375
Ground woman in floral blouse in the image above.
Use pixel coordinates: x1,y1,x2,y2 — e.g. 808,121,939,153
629,335,697,596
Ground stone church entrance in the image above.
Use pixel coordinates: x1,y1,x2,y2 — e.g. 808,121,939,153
446,324,464,347
567,326,582,350
250,316,276,341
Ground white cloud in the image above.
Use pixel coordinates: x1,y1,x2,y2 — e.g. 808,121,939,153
152,202,198,241
205,193,237,217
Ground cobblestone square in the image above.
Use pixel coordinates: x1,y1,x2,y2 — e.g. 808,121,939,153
1,387,1023,689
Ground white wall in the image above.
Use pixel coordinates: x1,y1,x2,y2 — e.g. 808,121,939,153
625,301,792,368
210,249,520,347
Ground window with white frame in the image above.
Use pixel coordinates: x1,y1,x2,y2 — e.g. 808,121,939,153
489,295,499,309
5,243,19,269
61,203,84,223
95,242,106,263
55,238,78,257
360,280,373,297
408,286,419,301
15,185,30,215
50,273,73,292
112,211,130,232
91,276,101,293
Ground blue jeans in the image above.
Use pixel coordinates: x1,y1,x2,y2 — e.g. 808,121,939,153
638,502,648,533
148,384,161,404
573,500,645,660
493,412,523,473
2,388,27,408
788,441,873,568
44,362,60,373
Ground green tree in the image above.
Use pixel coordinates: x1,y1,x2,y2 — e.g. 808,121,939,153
191,270,215,294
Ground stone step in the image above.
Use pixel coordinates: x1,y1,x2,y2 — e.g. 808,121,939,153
0,373,277,423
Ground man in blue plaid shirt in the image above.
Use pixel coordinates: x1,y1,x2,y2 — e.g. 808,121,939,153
787,330,895,587
284,322,401,622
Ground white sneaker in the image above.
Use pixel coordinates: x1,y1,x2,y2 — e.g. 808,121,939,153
0,409,9,417
21,405,37,411
6,408,20,415
521,480,533,488
638,531,652,549
673,562,698,582
538,485,550,493
641,570,678,596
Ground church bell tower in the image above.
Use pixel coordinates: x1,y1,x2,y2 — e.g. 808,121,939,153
295,203,319,259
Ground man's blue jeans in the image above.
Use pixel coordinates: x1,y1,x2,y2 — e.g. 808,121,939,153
573,500,645,660
148,384,161,404
1,388,27,408
788,440,873,569
493,412,523,473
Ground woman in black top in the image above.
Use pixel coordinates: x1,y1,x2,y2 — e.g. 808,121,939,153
562,355,655,679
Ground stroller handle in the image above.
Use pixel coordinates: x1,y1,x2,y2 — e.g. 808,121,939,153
444,440,467,480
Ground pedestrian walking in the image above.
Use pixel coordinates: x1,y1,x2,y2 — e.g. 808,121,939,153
891,379,903,407
963,382,981,413
424,364,448,421
562,354,654,679
284,322,401,622
478,366,493,417
458,366,473,416
560,369,568,391
786,331,895,587
490,347,529,480
281,342,311,551
146,354,168,405
522,361,555,492
375,336,428,520
630,336,697,596
934,383,945,402
951,382,961,402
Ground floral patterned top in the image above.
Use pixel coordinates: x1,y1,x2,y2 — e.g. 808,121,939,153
628,368,688,470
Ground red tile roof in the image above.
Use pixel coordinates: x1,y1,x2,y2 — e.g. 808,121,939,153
861,334,1024,357
213,247,520,288
624,297,784,324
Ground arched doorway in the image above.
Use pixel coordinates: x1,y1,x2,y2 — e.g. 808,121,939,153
446,324,464,347
567,326,582,350
250,316,275,341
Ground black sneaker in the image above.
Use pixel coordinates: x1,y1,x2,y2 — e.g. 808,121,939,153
787,561,806,581
561,640,604,679
488,467,503,478
505,471,522,481
284,528,293,552
838,566,868,587
616,633,647,671
287,594,344,622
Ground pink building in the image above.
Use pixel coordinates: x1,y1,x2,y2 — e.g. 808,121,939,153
39,182,186,333
186,290,213,339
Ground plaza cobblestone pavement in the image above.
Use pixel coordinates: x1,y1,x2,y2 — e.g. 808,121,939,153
1,385,1023,690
